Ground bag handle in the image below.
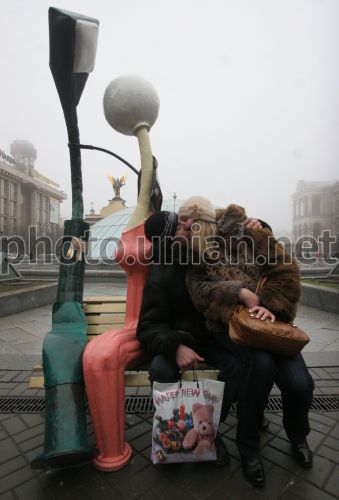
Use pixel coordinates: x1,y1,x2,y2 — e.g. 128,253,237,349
179,369,200,389
255,276,267,295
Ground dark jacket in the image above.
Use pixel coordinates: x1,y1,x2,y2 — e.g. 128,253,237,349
136,257,210,364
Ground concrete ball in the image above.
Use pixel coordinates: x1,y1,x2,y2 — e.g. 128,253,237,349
103,75,160,136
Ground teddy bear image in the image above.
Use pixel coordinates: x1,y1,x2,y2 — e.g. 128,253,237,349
182,403,215,456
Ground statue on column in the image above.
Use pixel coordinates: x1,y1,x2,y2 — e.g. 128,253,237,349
107,174,127,198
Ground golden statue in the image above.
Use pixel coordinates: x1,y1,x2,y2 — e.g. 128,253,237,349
107,174,127,198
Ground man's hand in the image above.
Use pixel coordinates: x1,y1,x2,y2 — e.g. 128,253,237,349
176,344,205,371
244,217,262,230
238,288,260,308
249,306,275,323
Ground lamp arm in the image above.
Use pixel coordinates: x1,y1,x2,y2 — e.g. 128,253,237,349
68,143,139,175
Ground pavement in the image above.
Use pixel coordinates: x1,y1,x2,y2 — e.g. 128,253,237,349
0,282,339,499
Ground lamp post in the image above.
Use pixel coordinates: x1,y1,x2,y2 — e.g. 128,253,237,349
32,7,99,469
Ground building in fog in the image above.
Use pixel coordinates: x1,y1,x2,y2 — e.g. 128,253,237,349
292,180,339,255
0,140,66,257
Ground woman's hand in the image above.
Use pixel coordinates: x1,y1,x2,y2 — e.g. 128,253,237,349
249,306,275,322
244,217,263,230
238,288,260,309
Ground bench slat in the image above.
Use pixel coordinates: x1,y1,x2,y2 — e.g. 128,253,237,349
84,304,126,314
83,296,126,303
86,314,126,324
28,369,220,389
87,324,125,334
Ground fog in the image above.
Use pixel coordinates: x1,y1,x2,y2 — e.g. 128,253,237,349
1,0,338,234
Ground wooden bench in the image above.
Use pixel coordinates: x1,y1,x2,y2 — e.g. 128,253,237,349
29,296,218,389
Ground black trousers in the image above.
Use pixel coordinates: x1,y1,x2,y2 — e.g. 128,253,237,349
236,349,314,459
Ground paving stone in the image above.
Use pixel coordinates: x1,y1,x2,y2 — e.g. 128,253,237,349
63,477,126,500
13,422,44,444
115,464,165,499
207,475,260,500
17,433,44,454
0,466,35,495
0,372,20,382
150,476,198,500
137,490,162,500
0,455,27,478
0,491,16,500
19,414,44,428
0,438,20,464
125,414,143,427
104,453,150,486
131,431,152,451
317,445,339,463
260,445,298,472
324,464,339,498
322,435,339,450
36,463,94,498
1,415,27,435
13,478,48,500
297,454,336,490
24,445,44,463
185,461,235,498
329,422,339,439
125,420,152,441
283,476,338,500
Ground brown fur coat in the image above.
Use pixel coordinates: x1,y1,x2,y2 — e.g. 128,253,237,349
185,204,301,326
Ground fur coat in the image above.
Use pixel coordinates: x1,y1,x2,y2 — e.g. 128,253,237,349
185,204,301,326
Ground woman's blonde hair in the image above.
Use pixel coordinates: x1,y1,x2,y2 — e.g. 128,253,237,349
190,220,217,259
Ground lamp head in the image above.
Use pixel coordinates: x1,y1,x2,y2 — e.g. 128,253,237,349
103,75,160,136
49,7,99,114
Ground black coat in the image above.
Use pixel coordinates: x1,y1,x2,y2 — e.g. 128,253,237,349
136,260,210,364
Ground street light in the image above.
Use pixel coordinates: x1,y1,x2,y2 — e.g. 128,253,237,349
32,7,99,469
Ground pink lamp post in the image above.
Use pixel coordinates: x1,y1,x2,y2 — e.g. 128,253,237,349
83,75,160,471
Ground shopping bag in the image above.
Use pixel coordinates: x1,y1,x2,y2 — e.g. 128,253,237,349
151,375,225,464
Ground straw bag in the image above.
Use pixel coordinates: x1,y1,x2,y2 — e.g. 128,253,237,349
229,278,309,357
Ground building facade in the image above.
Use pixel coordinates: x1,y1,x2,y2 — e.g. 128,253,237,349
292,180,339,255
0,141,67,257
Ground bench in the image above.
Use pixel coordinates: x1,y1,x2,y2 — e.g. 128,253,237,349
29,296,219,389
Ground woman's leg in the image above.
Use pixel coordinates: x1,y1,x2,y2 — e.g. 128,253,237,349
236,349,276,459
274,354,314,442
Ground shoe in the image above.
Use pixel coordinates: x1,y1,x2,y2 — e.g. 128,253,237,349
259,415,270,432
215,434,230,467
291,439,313,468
241,455,266,487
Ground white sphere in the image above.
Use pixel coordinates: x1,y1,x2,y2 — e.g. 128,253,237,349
103,75,160,136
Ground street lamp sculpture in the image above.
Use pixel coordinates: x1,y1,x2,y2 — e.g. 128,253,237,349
32,7,99,469
83,75,160,471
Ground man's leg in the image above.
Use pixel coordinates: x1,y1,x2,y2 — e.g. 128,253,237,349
148,354,180,383
275,354,314,467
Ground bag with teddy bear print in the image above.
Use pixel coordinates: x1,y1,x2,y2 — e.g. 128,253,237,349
151,375,224,464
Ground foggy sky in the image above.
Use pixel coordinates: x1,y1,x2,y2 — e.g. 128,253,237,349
1,0,338,233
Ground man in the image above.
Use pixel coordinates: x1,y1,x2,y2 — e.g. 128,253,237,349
136,201,262,468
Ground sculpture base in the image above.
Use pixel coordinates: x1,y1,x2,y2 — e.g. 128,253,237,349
31,447,96,469
93,442,133,472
